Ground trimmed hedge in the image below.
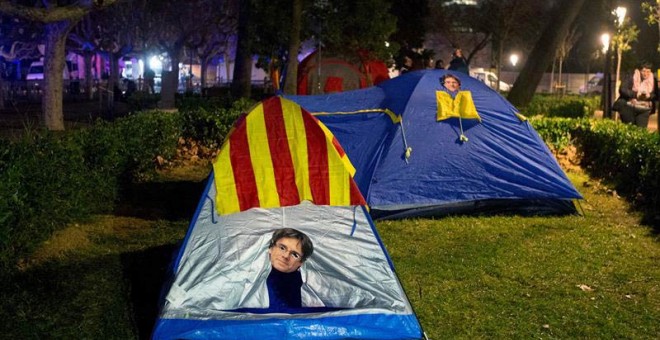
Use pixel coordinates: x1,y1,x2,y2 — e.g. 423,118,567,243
0,110,181,275
531,117,660,219
0,97,253,276
575,120,660,211
521,94,600,119
0,132,92,272
528,116,588,151
178,97,253,148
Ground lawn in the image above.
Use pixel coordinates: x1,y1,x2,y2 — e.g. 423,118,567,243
1,165,658,339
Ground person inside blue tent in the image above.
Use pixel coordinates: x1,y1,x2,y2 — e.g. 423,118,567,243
441,74,462,97
437,73,480,143
267,228,314,310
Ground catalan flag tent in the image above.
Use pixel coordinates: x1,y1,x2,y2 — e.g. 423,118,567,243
287,69,582,219
152,97,424,339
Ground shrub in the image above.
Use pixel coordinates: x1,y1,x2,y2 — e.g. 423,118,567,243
0,131,94,274
178,97,254,148
521,94,599,119
126,91,160,112
531,116,659,219
112,110,181,181
530,116,588,151
0,110,182,275
575,120,660,210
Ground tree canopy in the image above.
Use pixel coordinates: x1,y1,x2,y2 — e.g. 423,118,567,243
508,0,588,107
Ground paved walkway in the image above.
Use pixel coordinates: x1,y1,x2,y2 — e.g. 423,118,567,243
649,113,658,132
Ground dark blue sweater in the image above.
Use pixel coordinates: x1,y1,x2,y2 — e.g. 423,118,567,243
229,268,344,314
267,267,303,310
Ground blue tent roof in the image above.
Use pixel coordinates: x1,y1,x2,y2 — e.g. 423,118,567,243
287,69,582,219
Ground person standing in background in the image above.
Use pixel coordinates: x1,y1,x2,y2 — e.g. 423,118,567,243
448,48,469,74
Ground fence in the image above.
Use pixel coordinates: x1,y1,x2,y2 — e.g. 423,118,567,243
1,79,91,104
499,72,601,94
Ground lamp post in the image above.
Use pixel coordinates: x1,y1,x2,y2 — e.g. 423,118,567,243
614,6,627,99
601,33,612,119
509,53,520,84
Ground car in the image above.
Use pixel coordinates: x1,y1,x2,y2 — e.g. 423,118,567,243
578,73,603,95
469,68,512,92
26,60,71,81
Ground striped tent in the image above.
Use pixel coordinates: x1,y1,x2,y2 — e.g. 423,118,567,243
152,96,424,339
212,96,365,215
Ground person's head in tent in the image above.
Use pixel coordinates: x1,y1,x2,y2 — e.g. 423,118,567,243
441,73,461,93
266,228,315,310
268,228,314,273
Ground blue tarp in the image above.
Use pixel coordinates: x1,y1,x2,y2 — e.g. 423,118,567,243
288,69,582,218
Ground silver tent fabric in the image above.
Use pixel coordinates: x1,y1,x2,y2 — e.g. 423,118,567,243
160,181,414,321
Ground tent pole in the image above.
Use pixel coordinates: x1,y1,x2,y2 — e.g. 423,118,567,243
316,42,322,93
400,119,412,163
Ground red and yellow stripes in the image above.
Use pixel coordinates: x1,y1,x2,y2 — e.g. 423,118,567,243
212,96,366,215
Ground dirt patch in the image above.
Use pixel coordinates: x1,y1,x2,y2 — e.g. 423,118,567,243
549,144,582,173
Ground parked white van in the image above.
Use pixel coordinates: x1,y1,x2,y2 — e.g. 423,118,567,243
26,60,71,80
469,68,511,92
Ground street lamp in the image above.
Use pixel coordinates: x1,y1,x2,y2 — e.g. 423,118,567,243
613,6,627,101
600,33,610,54
601,33,612,118
509,53,519,67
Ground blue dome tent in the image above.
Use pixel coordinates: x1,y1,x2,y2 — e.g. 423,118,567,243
287,69,582,219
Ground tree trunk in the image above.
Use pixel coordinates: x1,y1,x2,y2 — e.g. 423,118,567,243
83,52,94,100
43,21,74,131
159,52,180,109
283,0,302,95
549,58,556,94
108,53,120,110
0,77,5,110
224,52,231,85
559,57,565,93
507,0,587,107
200,58,208,91
231,0,252,98
615,48,622,98
496,41,503,91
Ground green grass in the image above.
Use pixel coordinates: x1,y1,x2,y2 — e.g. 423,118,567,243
379,171,659,339
1,170,658,339
1,217,187,339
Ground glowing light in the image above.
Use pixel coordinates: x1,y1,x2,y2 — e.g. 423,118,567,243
149,56,162,70
614,6,627,27
600,33,610,54
509,54,519,67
